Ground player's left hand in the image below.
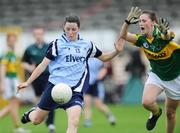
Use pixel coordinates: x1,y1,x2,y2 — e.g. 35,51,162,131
157,18,170,35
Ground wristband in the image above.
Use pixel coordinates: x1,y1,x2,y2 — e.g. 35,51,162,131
125,19,131,25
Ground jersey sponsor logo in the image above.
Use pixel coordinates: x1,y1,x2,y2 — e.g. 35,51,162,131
143,42,179,60
144,50,167,59
65,54,86,63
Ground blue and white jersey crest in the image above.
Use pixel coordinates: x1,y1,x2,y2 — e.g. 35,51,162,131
45,33,102,93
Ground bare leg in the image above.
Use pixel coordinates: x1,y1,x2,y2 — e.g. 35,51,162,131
142,84,163,115
29,107,49,125
66,105,81,133
94,97,116,125
165,97,179,133
0,104,11,118
84,95,92,120
9,98,20,128
143,84,164,130
94,97,110,115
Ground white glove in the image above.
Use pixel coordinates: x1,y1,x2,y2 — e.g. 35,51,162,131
125,7,142,24
157,18,170,35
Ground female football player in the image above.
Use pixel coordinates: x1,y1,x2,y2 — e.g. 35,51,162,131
17,15,125,133
120,7,180,133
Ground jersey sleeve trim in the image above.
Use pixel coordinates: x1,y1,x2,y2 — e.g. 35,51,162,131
45,39,58,61
89,41,102,58
133,34,143,47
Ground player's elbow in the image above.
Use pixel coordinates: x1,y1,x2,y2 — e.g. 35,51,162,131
120,35,127,40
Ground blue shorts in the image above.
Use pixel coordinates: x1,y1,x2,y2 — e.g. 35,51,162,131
38,82,84,111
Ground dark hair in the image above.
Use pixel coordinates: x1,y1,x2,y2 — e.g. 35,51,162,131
142,10,158,23
64,15,80,28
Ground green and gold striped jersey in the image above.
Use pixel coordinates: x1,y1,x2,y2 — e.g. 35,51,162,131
1,50,18,78
132,27,180,81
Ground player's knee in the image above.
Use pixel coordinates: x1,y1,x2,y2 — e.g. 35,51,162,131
166,109,176,120
142,98,154,108
31,117,43,125
69,118,80,128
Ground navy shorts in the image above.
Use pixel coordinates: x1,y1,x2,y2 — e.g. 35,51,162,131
38,82,84,111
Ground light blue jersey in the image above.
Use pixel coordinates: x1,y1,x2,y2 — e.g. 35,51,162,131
88,58,104,85
46,33,102,93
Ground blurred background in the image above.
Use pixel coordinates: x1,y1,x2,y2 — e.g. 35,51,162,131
0,0,180,133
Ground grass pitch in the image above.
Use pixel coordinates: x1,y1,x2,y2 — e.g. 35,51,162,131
0,104,180,133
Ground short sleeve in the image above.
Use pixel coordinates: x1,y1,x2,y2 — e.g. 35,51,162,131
89,42,102,58
131,34,143,47
45,40,58,61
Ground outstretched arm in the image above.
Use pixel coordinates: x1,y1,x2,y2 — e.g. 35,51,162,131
97,7,142,62
119,23,137,44
98,38,125,62
17,57,50,91
120,7,142,43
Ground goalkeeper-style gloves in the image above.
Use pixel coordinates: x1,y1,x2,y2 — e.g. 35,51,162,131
125,7,142,25
157,18,170,35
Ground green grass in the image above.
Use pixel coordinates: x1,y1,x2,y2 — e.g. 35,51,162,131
0,104,180,133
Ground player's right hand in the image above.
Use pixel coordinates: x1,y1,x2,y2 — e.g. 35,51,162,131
17,82,29,92
126,7,142,24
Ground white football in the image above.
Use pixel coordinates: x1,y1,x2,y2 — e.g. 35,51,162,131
51,83,72,104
